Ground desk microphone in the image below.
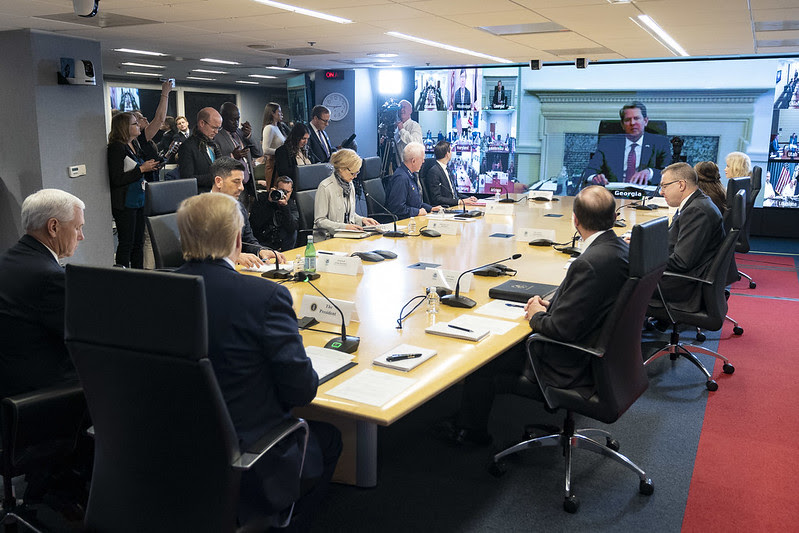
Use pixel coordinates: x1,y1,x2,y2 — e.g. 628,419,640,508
632,194,657,210
364,192,406,237
456,198,483,218
554,232,581,257
260,245,292,279
295,272,359,353
498,191,516,203
441,253,522,308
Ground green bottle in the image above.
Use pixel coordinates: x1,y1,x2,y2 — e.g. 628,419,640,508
304,235,317,272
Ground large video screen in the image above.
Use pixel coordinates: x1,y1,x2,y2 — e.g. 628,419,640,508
767,60,799,207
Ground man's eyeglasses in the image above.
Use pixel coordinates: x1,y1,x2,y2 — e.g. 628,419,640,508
659,179,684,191
319,118,330,124
202,120,222,132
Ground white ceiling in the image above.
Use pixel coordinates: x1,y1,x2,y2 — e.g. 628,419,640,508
1,0,798,87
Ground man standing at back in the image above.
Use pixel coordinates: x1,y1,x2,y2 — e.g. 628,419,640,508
215,102,262,203
175,193,341,530
178,107,223,193
0,189,85,398
307,105,335,164
393,99,422,157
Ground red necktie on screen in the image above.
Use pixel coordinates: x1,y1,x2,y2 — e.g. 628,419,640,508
625,143,637,182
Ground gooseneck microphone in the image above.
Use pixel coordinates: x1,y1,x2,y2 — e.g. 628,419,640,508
554,231,581,257
296,272,360,353
364,191,406,237
498,191,516,203
441,253,523,308
260,245,292,279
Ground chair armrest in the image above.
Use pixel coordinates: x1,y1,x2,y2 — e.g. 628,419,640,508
232,418,309,471
527,333,604,358
661,270,712,285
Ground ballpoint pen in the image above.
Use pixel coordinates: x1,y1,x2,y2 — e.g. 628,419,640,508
386,353,423,362
447,324,473,333
505,303,525,308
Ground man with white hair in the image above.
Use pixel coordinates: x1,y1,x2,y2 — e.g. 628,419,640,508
0,189,85,397
385,142,442,219
393,99,422,157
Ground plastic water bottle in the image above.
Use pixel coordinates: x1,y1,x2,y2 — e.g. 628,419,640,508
303,235,316,272
494,189,501,201
408,217,417,235
426,287,440,315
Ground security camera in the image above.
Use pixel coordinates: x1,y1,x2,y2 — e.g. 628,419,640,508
74,0,99,17
284,58,291,68
575,57,588,69
530,59,541,70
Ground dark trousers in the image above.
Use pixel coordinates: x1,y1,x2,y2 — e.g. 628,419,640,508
112,207,145,268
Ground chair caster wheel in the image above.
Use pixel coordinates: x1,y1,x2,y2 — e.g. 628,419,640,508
733,326,744,335
563,495,580,513
696,331,706,342
749,281,756,289
606,438,620,452
706,379,718,391
723,363,735,374
488,461,506,478
639,478,654,495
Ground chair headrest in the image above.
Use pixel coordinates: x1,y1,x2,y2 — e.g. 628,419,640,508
145,179,198,216
725,177,751,209
628,217,668,278
729,189,746,230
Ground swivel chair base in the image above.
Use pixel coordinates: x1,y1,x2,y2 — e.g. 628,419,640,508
738,269,756,289
488,411,653,513
645,327,735,391
695,315,743,341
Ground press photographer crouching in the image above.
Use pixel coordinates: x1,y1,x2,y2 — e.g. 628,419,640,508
250,175,299,251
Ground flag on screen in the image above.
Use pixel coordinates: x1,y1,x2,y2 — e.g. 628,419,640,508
775,164,791,195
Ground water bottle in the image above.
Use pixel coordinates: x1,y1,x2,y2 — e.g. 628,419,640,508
494,189,501,201
303,235,316,272
408,217,417,235
426,287,440,315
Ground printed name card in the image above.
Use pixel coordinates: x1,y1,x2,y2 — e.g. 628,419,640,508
516,228,557,242
427,219,459,235
484,202,515,215
528,190,553,201
422,268,473,292
299,295,359,325
316,255,363,276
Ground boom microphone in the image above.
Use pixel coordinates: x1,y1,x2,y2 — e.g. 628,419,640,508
295,272,360,353
260,245,292,279
440,253,522,308
364,191,406,237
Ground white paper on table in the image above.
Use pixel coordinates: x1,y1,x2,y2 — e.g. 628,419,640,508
305,346,355,381
241,260,294,273
325,369,416,407
449,314,519,335
473,299,526,320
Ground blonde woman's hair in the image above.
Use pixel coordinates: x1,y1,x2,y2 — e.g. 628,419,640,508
177,193,242,261
725,151,752,178
330,148,362,174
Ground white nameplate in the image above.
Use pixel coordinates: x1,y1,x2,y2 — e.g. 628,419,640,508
484,202,515,215
317,255,363,276
528,190,553,201
427,219,459,235
423,268,472,292
299,295,359,325
516,228,557,242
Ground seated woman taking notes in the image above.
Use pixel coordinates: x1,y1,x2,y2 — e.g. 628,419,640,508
313,149,379,234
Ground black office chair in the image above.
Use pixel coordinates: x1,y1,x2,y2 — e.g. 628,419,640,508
490,217,667,513
1,384,86,532
145,212,184,270
295,163,332,192
645,190,745,391
64,265,309,533
294,189,317,243
360,156,381,181
145,178,198,216
363,177,394,224
418,158,437,205
735,165,761,289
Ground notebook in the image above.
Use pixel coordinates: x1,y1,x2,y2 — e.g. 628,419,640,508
373,344,437,372
305,346,358,384
488,280,558,303
425,321,489,342
333,230,371,239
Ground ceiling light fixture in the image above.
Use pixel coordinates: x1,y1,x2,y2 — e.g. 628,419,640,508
265,66,299,71
251,0,352,24
237,80,260,84
121,62,165,69
193,69,228,74
367,53,398,58
385,32,512,64
249,74,277,79
126,71,161,77
630,15,689,57
187,76,216,81
200,58,240,65
114,48,166,56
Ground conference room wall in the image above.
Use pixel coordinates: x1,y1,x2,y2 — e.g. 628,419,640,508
0,29,113,266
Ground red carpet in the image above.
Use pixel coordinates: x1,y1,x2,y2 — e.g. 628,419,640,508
730,253,799,297
681,293,799,530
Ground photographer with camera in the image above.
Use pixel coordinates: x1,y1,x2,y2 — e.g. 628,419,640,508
249,175,300,252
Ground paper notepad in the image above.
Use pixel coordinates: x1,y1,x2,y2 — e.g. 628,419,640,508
425,321,489,342
373,344,436,372
473,299,526,320
241,261,294,273
449,314,518,335
326,369,416,407
305,346,357,385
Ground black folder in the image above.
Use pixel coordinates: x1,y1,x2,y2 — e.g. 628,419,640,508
488,280,558,303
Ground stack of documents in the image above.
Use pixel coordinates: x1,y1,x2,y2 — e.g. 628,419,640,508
373,344,437,372
305,346,358,384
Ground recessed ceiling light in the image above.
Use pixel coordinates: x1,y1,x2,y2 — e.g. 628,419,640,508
385,32,512,64
237,80,259,85
114,48,166,56
265,66,299,72
193,69,228,74
252,0,352,24
249,74,277,79
373,59,393,63
126,71,161,77
200,58,240,65
187,76,216,81
367,53,398,58
630,15,689,57
121,62,165,69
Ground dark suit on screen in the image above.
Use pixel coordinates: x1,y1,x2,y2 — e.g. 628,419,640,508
174,259,341,524
656,189,724,313
307,124,334,164
583,132,672,185
0,235,76,398
424,160,461,207
453,87,472,110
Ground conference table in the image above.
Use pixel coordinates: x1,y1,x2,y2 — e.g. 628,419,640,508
241,194,668,486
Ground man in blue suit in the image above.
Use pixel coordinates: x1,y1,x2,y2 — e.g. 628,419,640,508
175,193,341,530
583,102,672,186
385,142,442,219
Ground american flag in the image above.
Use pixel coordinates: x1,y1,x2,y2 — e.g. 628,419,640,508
775,164,792,195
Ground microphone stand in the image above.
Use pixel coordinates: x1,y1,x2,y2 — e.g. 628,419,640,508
441,253,522,308
498,191,516,203
260,245,292,279
554,232,581,257
297,273,360,353
364,192,406,237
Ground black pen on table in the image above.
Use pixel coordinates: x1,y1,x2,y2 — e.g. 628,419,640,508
447,324,473,333
386,353,423,362
505,303,524,308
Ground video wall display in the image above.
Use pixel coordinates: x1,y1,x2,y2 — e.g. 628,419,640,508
768,60,799,208
414,67,518,194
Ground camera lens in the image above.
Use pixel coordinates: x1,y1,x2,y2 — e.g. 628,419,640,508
269,189,286,202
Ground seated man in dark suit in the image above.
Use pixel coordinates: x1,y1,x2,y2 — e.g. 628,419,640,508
0,189,85,398
175,193,341,530
653,162,724,313
178,107,223,193
385,142,442,219
423,140,478,208
441,186,629,446
583,101,672,186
